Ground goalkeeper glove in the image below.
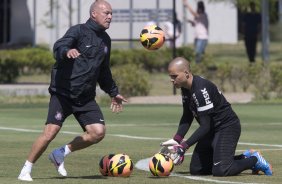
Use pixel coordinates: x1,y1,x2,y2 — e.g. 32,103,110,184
160,139,179,146
170,145,186,165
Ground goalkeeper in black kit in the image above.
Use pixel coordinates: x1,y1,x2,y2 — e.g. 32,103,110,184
160,57,272,176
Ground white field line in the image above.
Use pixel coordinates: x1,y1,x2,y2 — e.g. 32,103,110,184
0,126,280,184
64,123,177,127
0,127,41,133
61,122,282,128
171,174,261,184
238,142,282,148
1,126,282,148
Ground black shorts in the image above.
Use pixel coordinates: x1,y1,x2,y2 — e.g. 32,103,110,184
46,94,105,131
190,121,241,175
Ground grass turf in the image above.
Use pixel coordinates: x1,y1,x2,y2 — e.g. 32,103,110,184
0,103,281,184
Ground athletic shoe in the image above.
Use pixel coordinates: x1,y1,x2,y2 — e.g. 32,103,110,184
18,172,33,181
243,149,255,158
49,147,67,176
251,151,273,176
242,149,260,174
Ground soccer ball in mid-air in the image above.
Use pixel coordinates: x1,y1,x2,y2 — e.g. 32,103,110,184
149,153,174,176
99,154,115,176
108,153,134,177
140,25,165,50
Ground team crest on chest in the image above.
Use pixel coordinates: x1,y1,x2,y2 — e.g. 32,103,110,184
101,42,108,54
104,46,108,54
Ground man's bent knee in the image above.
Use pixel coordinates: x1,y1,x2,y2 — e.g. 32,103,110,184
91,129,105,142
86,124,106,143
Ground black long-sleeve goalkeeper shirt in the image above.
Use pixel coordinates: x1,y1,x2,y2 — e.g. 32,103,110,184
175,75,239,148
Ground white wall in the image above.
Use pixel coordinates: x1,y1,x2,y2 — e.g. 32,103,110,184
203,1,238,43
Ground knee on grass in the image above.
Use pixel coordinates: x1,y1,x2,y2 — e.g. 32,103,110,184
212,166,228,177
190,166,212,175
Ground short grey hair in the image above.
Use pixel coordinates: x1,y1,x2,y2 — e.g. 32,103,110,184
89,0,106,16
89,1,96,16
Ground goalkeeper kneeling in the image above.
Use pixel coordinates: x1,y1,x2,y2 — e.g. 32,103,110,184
159,57,272,176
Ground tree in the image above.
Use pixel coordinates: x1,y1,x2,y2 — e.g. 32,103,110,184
209,0,279,23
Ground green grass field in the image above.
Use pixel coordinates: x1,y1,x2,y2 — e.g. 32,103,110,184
0,103,281,184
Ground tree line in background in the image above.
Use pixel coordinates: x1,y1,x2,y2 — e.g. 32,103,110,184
211,0,280,23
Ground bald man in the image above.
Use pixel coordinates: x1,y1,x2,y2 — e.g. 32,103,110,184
161,57,272,176
18,0,127,181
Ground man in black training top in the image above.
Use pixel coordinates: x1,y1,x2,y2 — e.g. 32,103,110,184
18,0,127,181
161,57,272,176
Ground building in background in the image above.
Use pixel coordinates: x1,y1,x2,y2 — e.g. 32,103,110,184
0,0,238,49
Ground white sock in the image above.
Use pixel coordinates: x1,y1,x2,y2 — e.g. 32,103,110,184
21,160,33,174
64,145,71,157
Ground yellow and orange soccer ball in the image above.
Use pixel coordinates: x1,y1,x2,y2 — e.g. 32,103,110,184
99,153,133,177
149,153,174,176
99,154,115,176
140,25,165,50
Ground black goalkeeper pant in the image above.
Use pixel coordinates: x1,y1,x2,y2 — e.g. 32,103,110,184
189,121,257,176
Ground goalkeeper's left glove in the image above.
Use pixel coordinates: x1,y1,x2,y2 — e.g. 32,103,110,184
170,144,186,165
159,137,181,157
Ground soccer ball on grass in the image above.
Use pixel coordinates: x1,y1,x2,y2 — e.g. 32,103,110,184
108,153,134,177
149,153,174,176
99,154,115,176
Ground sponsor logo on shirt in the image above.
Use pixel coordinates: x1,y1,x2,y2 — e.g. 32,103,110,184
201,88,211,105
196,88,214,112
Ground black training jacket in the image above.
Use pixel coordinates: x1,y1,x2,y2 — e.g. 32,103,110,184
49,18,119,105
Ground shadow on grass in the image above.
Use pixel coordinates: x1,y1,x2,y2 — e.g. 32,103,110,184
174,171,190,175
36,175,107,180
148,176,171,179
147,171,191,179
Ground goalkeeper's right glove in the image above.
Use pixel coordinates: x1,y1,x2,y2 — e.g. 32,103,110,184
160,134,183,146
